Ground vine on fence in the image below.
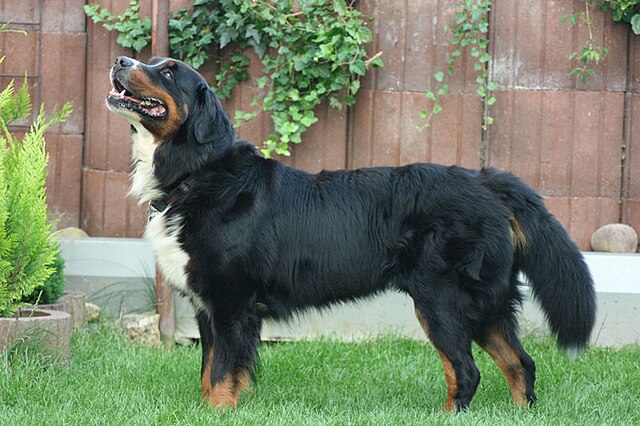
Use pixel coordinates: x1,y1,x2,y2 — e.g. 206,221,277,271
421,0,496,130
85,0,382,157
562,1,609,84
564,1,640,84
424,0,640,128
85,0,640,149
600,0,640,33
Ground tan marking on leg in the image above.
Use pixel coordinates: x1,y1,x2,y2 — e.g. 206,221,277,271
206,366,252,409
209,374,239,408
201,348,213,399
235,366,252,395
509,216,527,250
415,308,430,338
478,331,527,407
416,309,459,412
438,350,458,412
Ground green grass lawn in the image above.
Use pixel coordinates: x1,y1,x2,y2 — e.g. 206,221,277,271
1,325,638,425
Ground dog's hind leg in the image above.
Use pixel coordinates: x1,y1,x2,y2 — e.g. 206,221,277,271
413,288,481,412
474,323,537,407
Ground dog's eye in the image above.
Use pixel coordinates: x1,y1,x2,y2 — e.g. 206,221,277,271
161,69,173,80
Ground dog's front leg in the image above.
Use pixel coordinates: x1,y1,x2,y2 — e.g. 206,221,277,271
196,307,261,409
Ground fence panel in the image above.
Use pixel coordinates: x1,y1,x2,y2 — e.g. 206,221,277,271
3,0,636,249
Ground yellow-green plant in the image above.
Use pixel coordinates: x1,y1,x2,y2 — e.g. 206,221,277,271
0,25,72,317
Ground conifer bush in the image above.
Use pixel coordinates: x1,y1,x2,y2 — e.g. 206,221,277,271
0,26,72,317
22,250,66,306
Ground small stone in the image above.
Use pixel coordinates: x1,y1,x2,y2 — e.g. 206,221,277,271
120,311,161,347
58,227,90,238
60,292,86,328
85,302,101,322
590,224,638,253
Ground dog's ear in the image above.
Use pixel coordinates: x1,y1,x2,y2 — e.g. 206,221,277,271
192,83,234,148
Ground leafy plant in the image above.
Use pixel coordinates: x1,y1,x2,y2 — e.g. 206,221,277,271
0,28,72,317
421,0,496,130
84,0,382,157
562,1,610,84
239,1,382,156
84,0,151,52
22,250,65,306
598,0,640,33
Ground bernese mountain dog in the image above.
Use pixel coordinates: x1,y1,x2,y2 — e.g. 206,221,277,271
106,56,596,412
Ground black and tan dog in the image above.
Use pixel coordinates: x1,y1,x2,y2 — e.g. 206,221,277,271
106,56,596,411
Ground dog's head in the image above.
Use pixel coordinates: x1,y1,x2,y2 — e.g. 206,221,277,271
107,56,233,149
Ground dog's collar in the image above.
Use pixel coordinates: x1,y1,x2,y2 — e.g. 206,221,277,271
149,176,197,214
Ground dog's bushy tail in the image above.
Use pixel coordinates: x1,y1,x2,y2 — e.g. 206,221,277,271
480,168,596,355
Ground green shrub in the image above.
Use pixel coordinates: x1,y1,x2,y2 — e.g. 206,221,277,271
22,249,65,305
0,24,72,317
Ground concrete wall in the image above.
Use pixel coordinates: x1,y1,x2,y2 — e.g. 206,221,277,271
58,237,640,346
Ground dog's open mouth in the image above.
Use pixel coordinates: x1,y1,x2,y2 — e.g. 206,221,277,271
108,77,167,119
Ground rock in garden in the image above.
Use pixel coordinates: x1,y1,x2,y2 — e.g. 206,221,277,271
58,227,90,238
85,302,101,322
590,223,638,253
120,311,160,347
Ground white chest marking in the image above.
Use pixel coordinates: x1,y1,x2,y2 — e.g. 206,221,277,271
129,124,163,203
145,212,207,313
111,105,208,314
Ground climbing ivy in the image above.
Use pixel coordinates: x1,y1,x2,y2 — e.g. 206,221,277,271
563,1,640,84
599,0,640,32
421,0,496,130
85,0,382,157
562,1,609,84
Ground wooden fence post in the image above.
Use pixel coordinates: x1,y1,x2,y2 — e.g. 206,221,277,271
151,0,175,347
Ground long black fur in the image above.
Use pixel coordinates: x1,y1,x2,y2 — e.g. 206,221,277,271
108,57,596,411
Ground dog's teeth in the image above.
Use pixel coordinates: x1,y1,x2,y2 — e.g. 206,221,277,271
120,90,126,96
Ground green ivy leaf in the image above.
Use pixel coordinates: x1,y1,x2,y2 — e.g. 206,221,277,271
349,79,360,95
569,67,583,76
631,14,640,34
349,60,366,76
437,85,449,96
370,57,384,68
256,76,268,88
300,114,318,127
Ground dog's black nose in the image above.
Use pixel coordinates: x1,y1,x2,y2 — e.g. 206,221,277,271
115,56,134,68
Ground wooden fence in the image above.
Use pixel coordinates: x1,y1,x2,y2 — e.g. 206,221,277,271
1,0,639,250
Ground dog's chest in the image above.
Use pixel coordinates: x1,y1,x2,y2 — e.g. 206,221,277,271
129,126,162,203
145,211,207,313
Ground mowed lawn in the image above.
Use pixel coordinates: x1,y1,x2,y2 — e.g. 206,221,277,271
1,325,638,425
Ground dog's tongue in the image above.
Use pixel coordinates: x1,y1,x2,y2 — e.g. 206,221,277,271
146,104,166,116
109,87,166,117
